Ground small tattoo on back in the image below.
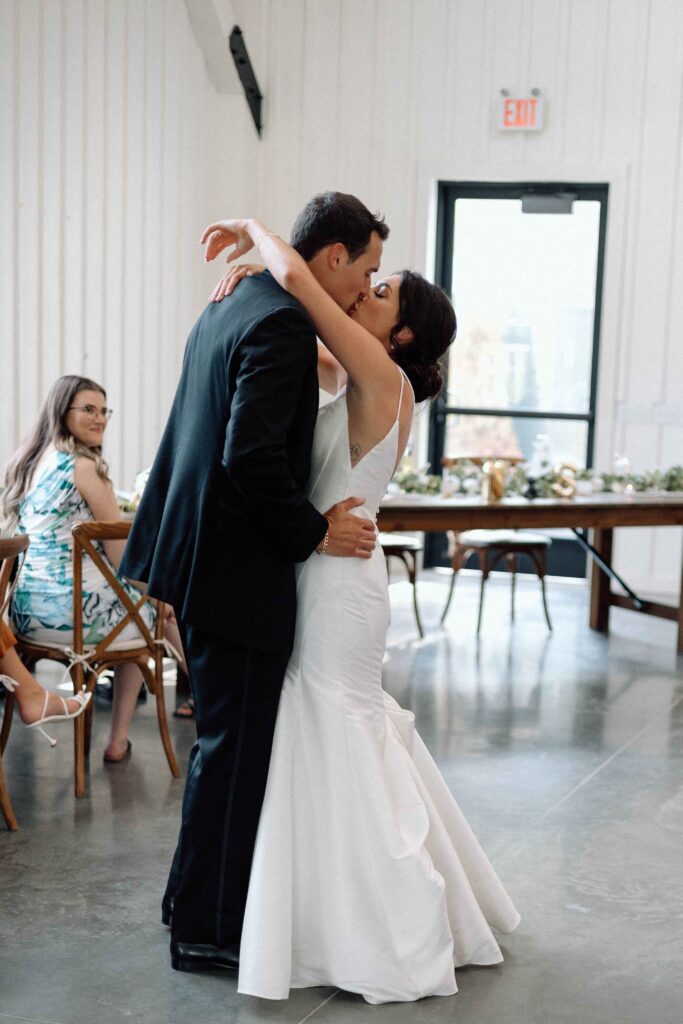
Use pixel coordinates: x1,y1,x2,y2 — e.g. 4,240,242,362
349,442,361,464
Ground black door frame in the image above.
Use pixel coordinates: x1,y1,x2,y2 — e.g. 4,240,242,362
426,180,609,572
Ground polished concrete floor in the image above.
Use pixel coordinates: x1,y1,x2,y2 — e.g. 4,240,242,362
1,570,682,1024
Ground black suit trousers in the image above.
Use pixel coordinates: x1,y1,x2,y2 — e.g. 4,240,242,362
166,619,291,945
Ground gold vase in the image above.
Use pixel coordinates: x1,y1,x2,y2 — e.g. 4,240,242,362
482,459,507,501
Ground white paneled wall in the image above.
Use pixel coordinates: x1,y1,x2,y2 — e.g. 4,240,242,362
232,0,683,596
0,0,259,489
3,0,683,596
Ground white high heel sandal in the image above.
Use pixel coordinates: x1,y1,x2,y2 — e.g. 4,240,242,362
0,675,91,747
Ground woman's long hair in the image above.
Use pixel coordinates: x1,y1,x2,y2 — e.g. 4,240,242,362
2,375,111,532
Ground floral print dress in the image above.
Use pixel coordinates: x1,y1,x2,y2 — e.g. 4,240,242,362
10,450,154,645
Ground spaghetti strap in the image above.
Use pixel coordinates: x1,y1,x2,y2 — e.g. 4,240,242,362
394,367,408,425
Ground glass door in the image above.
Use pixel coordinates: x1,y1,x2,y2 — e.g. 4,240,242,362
428,182,608,574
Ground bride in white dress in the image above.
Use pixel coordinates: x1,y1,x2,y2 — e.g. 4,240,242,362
202,218,520,1004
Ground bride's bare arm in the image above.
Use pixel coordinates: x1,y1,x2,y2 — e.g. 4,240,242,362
317,342,346,395
201,218,399,397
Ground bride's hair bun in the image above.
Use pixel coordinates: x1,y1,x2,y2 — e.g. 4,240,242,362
389,272,456,402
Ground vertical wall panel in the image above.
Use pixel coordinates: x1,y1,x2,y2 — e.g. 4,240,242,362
0,0,18,448
82,0,106,388
623,1,683,410
369,0,413,268
140,0,163,475
16,0,41,446
662,75,683,409
63,0,86,379
524,0,569,164
122,0,145,479
336,0,377,198
299,0,341,202
40,0,62,392
102,0,126,480
447,0,490,166
485,0,527,166
562,0,609,163
157,0,180,453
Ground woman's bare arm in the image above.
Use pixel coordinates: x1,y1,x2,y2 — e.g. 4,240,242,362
73,458,125,567
317,342,346,395
201,219,400,401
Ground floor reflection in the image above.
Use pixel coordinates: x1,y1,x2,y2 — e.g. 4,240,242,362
384,571,683,762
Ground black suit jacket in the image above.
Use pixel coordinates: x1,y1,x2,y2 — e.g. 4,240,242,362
120,272,328,653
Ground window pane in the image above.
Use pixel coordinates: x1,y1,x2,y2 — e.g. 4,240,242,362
448,198,600,416
444,413,589,468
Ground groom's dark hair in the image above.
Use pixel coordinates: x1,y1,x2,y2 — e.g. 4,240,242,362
291,192,389,262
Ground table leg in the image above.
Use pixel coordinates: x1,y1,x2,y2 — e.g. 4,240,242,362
589,527,613,633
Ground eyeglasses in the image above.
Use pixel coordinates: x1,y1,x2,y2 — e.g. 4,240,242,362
69,404,114,421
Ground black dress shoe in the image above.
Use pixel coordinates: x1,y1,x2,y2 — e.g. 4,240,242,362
170,940,240,973
161,896,174,927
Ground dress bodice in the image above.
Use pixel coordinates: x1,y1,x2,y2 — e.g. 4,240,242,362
307,376,409,521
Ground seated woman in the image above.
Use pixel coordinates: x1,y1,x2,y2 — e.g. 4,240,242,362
2,375,186,763
1,619,90,744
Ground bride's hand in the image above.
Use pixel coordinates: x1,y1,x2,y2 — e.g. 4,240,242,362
209,263,265,303
200,219,254,264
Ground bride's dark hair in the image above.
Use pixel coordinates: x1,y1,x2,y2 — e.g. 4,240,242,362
388,272,456,402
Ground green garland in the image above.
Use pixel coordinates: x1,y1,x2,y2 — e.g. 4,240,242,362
391,461,683,497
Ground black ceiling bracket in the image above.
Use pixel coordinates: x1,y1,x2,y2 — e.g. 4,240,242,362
229,26,263,137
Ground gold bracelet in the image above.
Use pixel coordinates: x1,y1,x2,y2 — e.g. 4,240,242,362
256,231,280,257
316,529,329,556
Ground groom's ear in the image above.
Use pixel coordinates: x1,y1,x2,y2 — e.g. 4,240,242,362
326,242,347,271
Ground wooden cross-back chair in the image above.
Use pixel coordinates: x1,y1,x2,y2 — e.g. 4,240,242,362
0,534,30,830
16,521,180,798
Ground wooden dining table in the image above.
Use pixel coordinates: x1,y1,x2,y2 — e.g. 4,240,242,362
377,492,683,652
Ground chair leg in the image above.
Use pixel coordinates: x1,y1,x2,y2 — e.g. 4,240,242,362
476,555,489,635
0,755,18,831
405,552,424,639
141,661,180,779
73,712,86,798
539,574,553,631
70,665,86,798
83,697,94,759
440,551,463,624
529,549,553,631
0,692,15,755
507,553,517,622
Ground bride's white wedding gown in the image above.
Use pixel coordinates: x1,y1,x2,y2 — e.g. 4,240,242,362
237,376,520,1004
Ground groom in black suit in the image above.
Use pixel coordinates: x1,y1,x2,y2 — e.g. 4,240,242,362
120,192,389,972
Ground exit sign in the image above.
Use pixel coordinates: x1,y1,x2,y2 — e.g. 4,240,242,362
497,93,545,131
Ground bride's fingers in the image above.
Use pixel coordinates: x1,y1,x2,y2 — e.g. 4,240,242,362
226,238,253,264
200,222,230,245
218,274,232,301
212,264,252,302
205,234,232,263
210,274,228,302
200,223,220,244
225,267,251,295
